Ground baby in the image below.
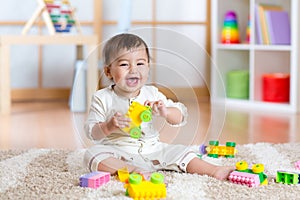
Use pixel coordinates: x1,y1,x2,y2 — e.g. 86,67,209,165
84,33,234,180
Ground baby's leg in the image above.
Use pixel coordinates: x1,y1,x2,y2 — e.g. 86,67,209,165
98,157,141,175
186,157,235,180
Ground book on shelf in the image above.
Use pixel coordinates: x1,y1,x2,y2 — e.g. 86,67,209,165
255,3,286,45
255,5,263,44
265,10,291,45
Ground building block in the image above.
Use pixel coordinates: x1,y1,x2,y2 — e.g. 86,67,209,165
228,160,268,187
79,171,110,188
117,167,130,182
117,167,153,184
276,170,300,184
125,173,166,199
228,171,261,187
200,140,237,158
295,160,300,170
122,101,152,139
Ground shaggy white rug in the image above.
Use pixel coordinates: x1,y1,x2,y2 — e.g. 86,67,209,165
1,143,300,200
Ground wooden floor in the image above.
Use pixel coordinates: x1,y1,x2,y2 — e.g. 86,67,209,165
0,100,299,150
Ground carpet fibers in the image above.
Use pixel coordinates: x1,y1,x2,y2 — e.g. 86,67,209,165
1,143,300,200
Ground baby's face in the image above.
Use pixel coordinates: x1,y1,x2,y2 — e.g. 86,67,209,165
107,47,149,98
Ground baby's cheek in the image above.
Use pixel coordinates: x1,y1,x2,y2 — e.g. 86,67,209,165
112,74,123,83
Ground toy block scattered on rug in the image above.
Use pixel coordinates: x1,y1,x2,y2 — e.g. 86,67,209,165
295,160,300,170
125,172,166,199
117,167,130,182
276,170,300,185
228,160,268,187
79,171,110,189
200,140,237,158
117,167,166,198
117,167,152,183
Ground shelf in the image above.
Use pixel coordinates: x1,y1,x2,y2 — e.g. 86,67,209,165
216,43,292,51
216,44,251,50
211,0,300,113
225,99,294,113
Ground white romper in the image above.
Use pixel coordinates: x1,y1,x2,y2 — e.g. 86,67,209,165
84,85,198,172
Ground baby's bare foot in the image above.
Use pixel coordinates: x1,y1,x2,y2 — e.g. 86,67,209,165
213,166,235,180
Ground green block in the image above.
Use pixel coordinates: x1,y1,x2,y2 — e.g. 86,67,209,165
276,171,299,184
208,154,219,158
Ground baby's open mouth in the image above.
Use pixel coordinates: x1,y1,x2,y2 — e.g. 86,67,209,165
126,77,139,86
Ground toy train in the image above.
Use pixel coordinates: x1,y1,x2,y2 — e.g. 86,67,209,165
228,160,268,187
200,140,237,158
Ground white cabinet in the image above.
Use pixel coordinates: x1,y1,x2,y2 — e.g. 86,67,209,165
211,0,300,113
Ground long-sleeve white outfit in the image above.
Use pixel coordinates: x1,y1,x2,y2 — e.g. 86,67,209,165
84,85,198,172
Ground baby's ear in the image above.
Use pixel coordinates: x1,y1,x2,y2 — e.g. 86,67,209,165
104,66,112,79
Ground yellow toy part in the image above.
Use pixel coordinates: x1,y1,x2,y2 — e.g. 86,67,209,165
236,160,248,171
261,178,269,185
117,167,130,182
122,101,152,139
252,163,264,173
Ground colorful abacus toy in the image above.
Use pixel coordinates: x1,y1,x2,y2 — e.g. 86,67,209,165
22,0,81,35
45,0,76,33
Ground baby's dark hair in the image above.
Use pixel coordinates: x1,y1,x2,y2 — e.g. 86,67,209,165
102,33,150,66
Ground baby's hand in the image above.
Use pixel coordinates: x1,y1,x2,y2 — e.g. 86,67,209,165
106,112,131,132
144,100,168,118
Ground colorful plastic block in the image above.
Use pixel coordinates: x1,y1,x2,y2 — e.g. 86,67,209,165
228,171,261,187
118,167,153,183
200,140,237,158
295,160,300,170
122,101,152,139
125,173,166,199
118,167,130,182
276,170,300,184
228,161,268,187
79,171,110,188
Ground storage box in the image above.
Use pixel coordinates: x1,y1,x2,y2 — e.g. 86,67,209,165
262,73,290,102
226,70,249,99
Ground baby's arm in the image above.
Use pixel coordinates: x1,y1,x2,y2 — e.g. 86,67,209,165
91,112,131,140
144,100,183,125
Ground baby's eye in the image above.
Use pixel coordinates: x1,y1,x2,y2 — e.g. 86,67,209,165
119,63,129,68
137,62,146,66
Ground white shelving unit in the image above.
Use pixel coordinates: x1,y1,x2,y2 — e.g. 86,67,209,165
211,0,300,113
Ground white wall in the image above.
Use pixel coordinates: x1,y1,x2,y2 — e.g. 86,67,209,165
0,0,208,89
